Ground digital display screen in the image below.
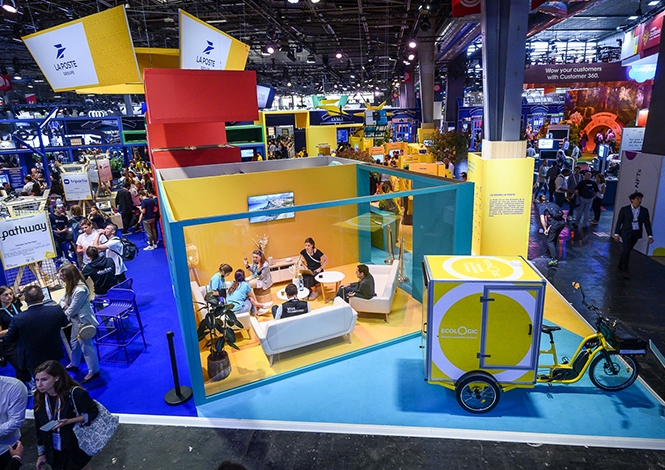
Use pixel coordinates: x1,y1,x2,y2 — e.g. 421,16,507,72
248,192,295,223
241,149,254,159
538,138,554,150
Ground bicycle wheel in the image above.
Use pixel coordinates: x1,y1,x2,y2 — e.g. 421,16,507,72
589,352,639,391
456,372,500,414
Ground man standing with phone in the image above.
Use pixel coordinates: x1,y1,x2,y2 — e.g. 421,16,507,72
614,191,654,279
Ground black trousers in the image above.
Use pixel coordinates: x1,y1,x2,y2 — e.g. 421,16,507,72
592,197,602,221
546,220,565,260
619,231,640,273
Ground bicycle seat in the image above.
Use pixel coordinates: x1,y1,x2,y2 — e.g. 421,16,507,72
541,325,561,334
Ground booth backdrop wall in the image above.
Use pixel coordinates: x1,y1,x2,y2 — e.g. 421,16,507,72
162,164,359,281
306,126,338,156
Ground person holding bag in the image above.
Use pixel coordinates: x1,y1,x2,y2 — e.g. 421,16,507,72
58,265,100,384
34,361,98,470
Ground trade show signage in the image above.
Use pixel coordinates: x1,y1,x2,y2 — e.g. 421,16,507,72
0,212,55,269
611,152,662,256
63,172,93,201
179,10,250,71
22,6,140,93
523,62,628,85
96,158,113,182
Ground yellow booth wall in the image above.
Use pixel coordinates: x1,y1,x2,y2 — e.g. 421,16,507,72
162,164,359,282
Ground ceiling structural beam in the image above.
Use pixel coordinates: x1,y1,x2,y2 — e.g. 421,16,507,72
481,0,530,142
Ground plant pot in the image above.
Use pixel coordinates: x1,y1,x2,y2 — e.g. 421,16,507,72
207,350,232,381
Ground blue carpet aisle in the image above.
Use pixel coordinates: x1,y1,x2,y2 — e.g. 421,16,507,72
0,231,197,417
197,324,665,443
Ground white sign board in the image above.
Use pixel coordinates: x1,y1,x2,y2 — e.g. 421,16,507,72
63,172,93,201
619,127,645,154
612,152,663,255
180,11,232,70
0,212,56,269
23,22,99,91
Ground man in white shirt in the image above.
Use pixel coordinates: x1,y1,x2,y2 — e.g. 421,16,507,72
93,223,128,282
0,376,28,469
443,157,455,178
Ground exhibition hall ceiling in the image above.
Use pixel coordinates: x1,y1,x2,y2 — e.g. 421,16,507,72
0,0,663,102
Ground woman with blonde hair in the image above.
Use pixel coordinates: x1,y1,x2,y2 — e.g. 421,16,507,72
58,264,100,384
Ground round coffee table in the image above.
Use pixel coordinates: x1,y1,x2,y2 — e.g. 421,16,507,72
276,287,310,301
315,271,345,302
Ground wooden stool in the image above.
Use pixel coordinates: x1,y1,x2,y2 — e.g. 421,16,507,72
254,286,272,304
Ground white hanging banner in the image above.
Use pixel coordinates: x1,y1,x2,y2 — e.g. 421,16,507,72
63,172,93,201
0,212,56,269
23,22,99,91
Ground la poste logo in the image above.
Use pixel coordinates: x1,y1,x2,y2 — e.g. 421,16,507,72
197,40,216,68
52,43,78,77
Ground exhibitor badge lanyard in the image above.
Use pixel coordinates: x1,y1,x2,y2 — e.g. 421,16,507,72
632,206,640,231
45,395,63,451
1,303,18,318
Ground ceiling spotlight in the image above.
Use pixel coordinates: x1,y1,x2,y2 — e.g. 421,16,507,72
628,14,639,20
408,39,417,49
407,53,416,61
350,74,355,78
264,44,276,55
13,73,21,80
2,0,18,13
648,1,660,5
287,82,292,87
287,0,299,3
306,54,316,63
311,0,321,3
335,51,343,59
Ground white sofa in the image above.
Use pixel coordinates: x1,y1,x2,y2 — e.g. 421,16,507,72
349,260,399,322
250,297,357,366
190,281,252,335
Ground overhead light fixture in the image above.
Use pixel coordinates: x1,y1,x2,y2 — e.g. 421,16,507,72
264,44,276,55
335,51,343,59
628,14,639,20
306,54,316,63
2,0,18,13
648,1,660,5
287,0,299,3
407,53,416,61
287,82,292,87
311,0,321,3
350,74,355,78
408,39,417,49
13,73,21,80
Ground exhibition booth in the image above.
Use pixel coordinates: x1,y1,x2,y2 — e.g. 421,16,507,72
156,156,474,404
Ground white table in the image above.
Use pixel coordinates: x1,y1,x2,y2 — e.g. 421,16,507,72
315,271,345,302
276,287,310,301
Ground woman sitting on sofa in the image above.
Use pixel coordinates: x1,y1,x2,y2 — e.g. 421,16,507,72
244,250,273,290
299,237,328,301
227,269,269,315
208,263,233,299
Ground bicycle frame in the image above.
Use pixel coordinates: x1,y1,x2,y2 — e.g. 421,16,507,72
537,330,616,384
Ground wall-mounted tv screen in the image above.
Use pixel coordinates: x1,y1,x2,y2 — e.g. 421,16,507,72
240,149,254,159
248,192,295,223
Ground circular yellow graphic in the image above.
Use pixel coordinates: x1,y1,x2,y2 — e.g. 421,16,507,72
438,294,482,373
443,257,524,281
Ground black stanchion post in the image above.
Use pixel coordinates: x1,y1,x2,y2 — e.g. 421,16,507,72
164,331,193,405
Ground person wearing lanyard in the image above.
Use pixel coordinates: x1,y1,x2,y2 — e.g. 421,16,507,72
614,191,654,279
34,360,99,470
299,238,329,301
0,287,31,384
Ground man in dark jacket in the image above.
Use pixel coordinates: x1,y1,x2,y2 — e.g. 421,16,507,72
81,246,118,295
3,286,69,375
336,264,376,302
614,191,654,279
271,283,310,320
114,181,134,233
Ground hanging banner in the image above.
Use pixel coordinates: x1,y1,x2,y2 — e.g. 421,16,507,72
62,172,93,200
0,212,56,269
179,10,250,71
0,75,11,91
22,6,140,92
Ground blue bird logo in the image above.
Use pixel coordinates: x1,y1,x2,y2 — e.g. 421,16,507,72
203,40,214,55
54,44,66,60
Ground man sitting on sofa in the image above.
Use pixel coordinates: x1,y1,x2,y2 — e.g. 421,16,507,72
336,264,376,302
271,283,310,320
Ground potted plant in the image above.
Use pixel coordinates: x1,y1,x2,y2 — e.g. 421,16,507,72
426,129,469,165
109,156,123,179
196,293,242,381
